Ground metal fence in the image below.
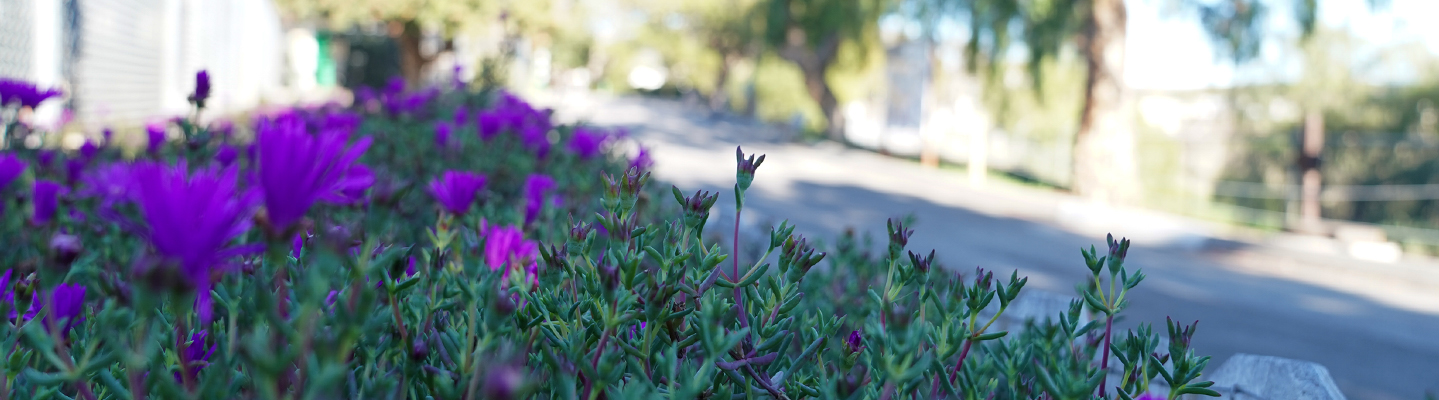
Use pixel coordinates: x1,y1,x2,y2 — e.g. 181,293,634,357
845,119,1439,246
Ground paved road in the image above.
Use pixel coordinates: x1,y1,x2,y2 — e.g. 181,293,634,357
539,92,1439,400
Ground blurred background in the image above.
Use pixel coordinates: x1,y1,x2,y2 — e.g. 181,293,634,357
7,0,1439,252
4,0,1439,398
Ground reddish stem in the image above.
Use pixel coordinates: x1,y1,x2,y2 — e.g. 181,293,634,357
1098,314,1115,398
949,337,975,384
584,328,612,398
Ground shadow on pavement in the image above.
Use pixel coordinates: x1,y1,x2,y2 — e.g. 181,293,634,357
555,94,1439,400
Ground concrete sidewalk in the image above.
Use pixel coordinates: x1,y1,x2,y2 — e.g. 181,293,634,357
537,91,1439,400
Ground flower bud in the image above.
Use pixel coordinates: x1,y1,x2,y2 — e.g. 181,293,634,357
735,146,765,191
844,330,864,355
886,218,913,257
48,233,82,267
1107,233,1130,261
189,70,211,108
907,250,935,274
568,217,593,242
671,186,718,232
974,267,993,290
410,339,429,361
492,292,517,316
482,363,525,400
598,262,620,292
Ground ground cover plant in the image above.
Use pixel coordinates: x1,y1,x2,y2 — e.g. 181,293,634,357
0,73,1218,399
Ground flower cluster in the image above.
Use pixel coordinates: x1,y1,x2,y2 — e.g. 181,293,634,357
0,74,1216,400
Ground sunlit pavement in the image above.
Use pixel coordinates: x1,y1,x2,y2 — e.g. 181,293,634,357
536,90,1439,400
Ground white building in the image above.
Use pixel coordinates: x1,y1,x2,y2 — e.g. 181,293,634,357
0,0,288,130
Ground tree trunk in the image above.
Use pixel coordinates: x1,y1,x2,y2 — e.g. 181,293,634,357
1072,0,1138,204
710,54,735,113
803,68,842,140
778,31,844,141
392,20,429,87
1298,109,1325,233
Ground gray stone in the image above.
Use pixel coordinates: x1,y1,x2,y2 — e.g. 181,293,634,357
1205,354,1346,400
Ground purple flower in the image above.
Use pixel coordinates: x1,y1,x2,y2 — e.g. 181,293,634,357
322,112,363,135
434,121,453,148
64,158,85,186
334,164,374,204
355,88,376,109
31,180,64,225
481,223,539,285
79,141,99,160
78,162,133,205
453,108,469,126
845,330,864,355
427,171,487,215
519,124,551,158
178,330,217,383
476,112,504,140
42,283,86,336
566,127,612,159
630,146,654,171
291,230,310,258
0,270,13,304
1135,394,1164,400
37,150,55,168
215,144,238,167
130,162,257,303
189,70,211,107
254,114,373,231
0,78,63,109
102,128,113,143
146,123,167,154
384,77,405,96
523,174,556,226
0,153,26,190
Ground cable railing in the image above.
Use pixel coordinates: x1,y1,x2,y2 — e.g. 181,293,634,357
1213,181,1439,202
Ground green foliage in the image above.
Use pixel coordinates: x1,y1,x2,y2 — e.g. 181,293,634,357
0,76,1219,399
1216,27,1439,232
271,0,496,33
764,0,886,50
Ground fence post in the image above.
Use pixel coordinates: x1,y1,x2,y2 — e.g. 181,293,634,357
1298,110,1325,234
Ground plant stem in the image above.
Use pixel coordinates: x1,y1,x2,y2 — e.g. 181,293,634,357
731,201,755,344
390,293,409,341
51,338,97,400
1098,314,1115,398
949,337,975,384
585,327,612,400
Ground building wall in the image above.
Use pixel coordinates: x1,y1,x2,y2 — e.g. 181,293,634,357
0,0,35,80
4,0,287,130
